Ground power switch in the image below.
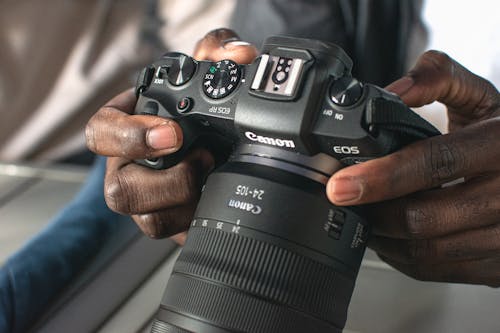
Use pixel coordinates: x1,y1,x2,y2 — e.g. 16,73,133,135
157,52,197,86
156,66,169,79
329,77,363,106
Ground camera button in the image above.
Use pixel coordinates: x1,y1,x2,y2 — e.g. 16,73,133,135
327,209,345,240
177,97,193,113
330,77,363,106
166,54,197,86
156,66,169,79
328,228,341,240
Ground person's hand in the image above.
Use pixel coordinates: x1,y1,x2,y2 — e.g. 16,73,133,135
85,29,258,244
327,51,500,286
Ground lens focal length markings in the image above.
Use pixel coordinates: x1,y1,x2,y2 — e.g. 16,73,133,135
192,218,242,234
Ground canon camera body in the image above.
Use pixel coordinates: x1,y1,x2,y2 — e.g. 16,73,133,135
134,36,439,333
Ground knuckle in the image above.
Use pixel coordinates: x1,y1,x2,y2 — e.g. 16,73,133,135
406,239,435,264
174,161,203,203
104,174,132,214
423,139,467,186
400,196,454,240
474,86,500,122
421,50,454,72
85,118,97,153
134,207,193,239
134,214,169,239
402,202,430,239
410,50,455,90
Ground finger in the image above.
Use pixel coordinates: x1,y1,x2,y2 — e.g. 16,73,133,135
386,50,500,111
369,175,500,239
104,149,214,215
385,50,500,128
170,232,187,246
327,117,500,205
86,101,183,159
370,220,500,265
132,204,196,239
193,28,258,63
377,254,500,287
97,88,138,115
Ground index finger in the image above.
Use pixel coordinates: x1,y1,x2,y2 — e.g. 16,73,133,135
193,28,258,63
386,50,499,124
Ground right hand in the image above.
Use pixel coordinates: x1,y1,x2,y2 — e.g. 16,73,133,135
85,29,258,244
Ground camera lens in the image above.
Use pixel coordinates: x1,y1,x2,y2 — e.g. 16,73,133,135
151,158,368,333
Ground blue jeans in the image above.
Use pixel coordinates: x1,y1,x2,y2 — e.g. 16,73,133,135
0,156,121,333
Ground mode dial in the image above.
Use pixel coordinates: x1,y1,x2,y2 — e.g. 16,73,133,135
203,59,241,99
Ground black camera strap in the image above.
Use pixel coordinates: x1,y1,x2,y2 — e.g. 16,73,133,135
366,98,441,142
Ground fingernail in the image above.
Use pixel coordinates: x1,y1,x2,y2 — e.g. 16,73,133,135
146,123,178,150
329,177,363,203
223,40,252,49
385,75,414,96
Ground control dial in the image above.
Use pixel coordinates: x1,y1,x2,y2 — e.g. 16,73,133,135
203,59,241,99
329,77,363,106
160,52,196,86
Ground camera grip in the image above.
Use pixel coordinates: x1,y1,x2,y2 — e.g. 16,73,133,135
136,118,203,170
137,118,232,170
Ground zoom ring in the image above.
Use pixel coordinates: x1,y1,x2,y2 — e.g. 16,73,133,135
163,226,354,332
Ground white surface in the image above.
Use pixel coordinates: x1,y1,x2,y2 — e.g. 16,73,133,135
424,0,500,87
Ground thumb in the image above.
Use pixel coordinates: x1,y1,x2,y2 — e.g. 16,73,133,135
326,117,499,206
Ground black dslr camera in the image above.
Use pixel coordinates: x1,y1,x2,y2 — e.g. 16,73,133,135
134,36,439,333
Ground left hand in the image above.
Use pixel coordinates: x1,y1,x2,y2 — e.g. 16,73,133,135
85,29,257,243
326,50,500,286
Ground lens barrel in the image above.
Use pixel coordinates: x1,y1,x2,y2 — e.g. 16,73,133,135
151,161,368,333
